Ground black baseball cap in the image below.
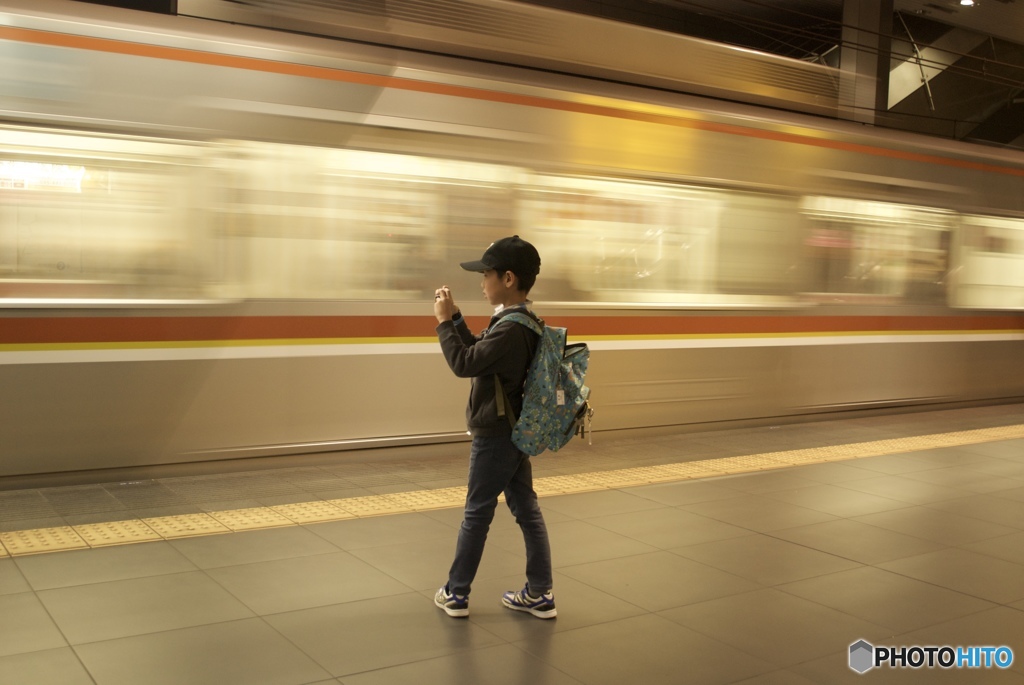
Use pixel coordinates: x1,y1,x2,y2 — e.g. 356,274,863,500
460,235,541,278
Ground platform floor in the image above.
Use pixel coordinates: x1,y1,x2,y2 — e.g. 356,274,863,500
3,404,1024,684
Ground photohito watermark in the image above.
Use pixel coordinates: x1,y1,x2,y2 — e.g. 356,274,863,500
850,640,1014,674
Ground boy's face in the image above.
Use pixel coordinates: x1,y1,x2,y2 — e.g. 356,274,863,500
481,268,516,306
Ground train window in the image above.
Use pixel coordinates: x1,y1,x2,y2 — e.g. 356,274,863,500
0,126,217,304
218,150,806,306
519,175,801,305
951,215,1024,309
518,175,718,303
799,196,952,304
215,142,519,300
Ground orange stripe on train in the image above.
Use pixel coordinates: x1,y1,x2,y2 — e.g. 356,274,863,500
2,315,1023,345
0,25,1022,178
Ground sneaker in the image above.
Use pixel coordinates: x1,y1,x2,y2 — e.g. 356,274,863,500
434,584,469,617
502,584,557,619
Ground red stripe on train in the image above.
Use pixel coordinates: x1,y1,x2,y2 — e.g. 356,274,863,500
1,315,1023,345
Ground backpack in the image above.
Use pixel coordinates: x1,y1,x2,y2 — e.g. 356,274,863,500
494,312,593,456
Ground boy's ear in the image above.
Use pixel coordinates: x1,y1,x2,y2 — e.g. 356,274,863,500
503,270,517,288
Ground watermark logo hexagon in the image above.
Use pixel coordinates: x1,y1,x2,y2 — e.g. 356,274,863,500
850,640,874,674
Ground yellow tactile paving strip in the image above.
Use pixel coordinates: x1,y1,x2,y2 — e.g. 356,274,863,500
75,520,163,547
2,424,1023,557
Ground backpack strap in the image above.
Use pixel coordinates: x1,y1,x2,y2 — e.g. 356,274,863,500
492,311,543,428
494,374,517,429
499,311,543,336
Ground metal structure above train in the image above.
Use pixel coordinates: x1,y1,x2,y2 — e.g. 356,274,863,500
76,0,1024,149
175,0,842,117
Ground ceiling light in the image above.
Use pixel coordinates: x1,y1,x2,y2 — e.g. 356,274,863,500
960,0,975,6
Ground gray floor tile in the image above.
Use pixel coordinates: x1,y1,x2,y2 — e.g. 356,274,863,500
306,513,455,551
195,498,268,511
0,516,68,533
715,470,826,495
878,548,1024,604
519,519,658,568
104,480,190,508
993,485,1024,502
42,486,127,516
124,504,204,519
956,457,1024,479
843,453,939,475
962,440,1024,459
37,571,254,644
205,551,411,615
311,487,379,501
925,494,1024,530
853,505,1018,546
0,592,68,658
351,533,523,591
588,506,755,548
74,618,331,685
768,518,947,565
513,613,775,685
833,474,971,504
0,647,95,685
170,526,341,569
0,491,60,521
621,480,742,506
559,550,759,612
900,447,995,467
658,588,889,668
419,505,476,529
338,643,584,685
763,483,909,518
681,494,837,532
539,489,667,519
788,461,878,484
777,566,994,634
902,466,1024,494
266,593,505,677
965,532,1024,566
0,558,31,595
670,534,862,586
460,571,646,641
731,671,819,685
15,541,196,590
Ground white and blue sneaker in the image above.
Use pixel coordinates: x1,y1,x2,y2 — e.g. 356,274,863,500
502,584,557,619
434,584,469,617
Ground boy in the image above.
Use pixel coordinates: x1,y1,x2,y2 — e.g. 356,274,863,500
432,235,556,619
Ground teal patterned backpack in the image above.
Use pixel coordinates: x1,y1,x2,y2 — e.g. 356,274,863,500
495,312,593,456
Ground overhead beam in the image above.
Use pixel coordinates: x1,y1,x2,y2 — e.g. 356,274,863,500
888,27,988,110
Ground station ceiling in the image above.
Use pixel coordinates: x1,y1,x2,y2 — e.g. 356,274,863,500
522,0,1024,149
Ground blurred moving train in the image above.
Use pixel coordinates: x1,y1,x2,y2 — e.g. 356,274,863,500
2,0,1024,478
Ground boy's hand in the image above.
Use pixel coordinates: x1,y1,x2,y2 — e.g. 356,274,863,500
434,286,459,323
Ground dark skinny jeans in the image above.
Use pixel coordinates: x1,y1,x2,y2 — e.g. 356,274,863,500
447,434,552,597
